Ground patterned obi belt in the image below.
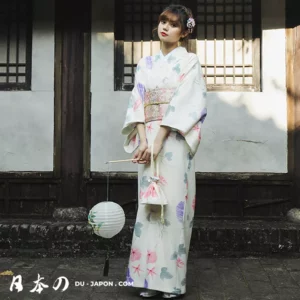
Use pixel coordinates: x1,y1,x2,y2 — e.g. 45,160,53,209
144,88,175,123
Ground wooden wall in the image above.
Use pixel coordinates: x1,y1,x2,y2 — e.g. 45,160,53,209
0,0,299,219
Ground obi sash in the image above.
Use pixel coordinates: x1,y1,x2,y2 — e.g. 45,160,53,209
144,88,175,123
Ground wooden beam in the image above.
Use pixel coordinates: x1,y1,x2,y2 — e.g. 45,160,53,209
294,25,300,207
286,27,295,176
55,0,91,207
53,5,62,179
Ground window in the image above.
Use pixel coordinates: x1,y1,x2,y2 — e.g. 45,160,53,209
0,0,32,91
115,0,261,92
196,0,261,91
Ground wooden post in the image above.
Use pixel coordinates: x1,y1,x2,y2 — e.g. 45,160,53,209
286,0,300,208
55,0,91,208
294,26,300,208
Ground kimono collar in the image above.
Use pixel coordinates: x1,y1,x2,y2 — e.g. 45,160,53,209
159,46,187,61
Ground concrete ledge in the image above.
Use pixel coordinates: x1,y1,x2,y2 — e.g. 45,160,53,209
0,218,300,257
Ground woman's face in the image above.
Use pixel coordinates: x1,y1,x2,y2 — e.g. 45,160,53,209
157,15,183,44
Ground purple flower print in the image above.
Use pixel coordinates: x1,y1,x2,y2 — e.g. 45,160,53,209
126,268,134,284
146,56,152,69
176,201,185,223
200,108,207,123
144,279,148,288
184,173,187,184
137,83,145,101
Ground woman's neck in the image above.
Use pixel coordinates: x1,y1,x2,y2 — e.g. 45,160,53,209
161,42,180,57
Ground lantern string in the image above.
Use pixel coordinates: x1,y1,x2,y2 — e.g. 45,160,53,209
106,162,110,202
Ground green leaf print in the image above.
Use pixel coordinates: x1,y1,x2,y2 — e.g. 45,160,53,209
160,267,173,280
164,152,173,161
95,222,104,230
172,288,181,294
154,54,160,62
140,176,149,188
164,219,171,226
167,55,176,63
165,105,175,117
134,222,143,237
170,252,177,260
88,212,96,223
184,173,187,184
181,278,186,286
146,213,151,222
178,244,186,256
187,152,192,170
127,96,134,109
173,63,180,74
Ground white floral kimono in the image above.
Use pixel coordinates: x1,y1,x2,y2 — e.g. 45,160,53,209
122,46,207,295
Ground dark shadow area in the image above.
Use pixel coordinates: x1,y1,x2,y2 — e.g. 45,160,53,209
286,0,300,28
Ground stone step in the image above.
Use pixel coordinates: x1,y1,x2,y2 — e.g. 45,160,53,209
0,218,300,257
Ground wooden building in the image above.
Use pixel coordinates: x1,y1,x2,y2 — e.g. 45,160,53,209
0,0,299,226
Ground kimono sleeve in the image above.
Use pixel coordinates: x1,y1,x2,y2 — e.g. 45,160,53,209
160,54,207,157
121,58,146,153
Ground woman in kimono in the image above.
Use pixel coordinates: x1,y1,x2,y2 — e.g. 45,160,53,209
121,4,207,299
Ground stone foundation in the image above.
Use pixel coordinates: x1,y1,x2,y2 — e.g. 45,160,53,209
0,218,300,257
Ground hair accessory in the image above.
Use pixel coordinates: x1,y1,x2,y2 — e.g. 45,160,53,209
186,17,196,33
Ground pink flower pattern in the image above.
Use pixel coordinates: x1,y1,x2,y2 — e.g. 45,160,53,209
193,124,200,131
143,183,158,198
140,190,145,200
159,175,167,186
147,267,157,278
146,123,153,133
179,73,185,82
133,98,142,111
147,250,157,264
130,248,142,261
132,264,143,276
192,196,196,210
176,257,184,268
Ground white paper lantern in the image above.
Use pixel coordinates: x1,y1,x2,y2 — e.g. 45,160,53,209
88,201,125,239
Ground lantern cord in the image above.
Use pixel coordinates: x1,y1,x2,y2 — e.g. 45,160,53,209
106,162,110,202
103,245,110,276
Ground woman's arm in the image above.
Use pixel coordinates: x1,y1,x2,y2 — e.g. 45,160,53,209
132,123,148,164
154,125,171,145
140,125,171,162
136,123,147,143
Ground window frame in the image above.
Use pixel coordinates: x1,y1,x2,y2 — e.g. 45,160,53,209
114,0,261,92
0,0,33,91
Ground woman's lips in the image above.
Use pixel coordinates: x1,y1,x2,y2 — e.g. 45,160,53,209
161,32,168,37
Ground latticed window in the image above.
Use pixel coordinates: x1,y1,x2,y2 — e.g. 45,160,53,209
115,0,261,92
0,0,32,91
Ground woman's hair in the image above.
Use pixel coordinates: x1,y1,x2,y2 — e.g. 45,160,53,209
152,4,194,45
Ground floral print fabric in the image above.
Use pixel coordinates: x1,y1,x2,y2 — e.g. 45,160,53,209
121,46,207,295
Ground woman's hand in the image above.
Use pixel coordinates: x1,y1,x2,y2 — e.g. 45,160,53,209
141,141,163,162
132,141,148,164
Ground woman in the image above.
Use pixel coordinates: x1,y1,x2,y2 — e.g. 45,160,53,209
122,4,207,299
